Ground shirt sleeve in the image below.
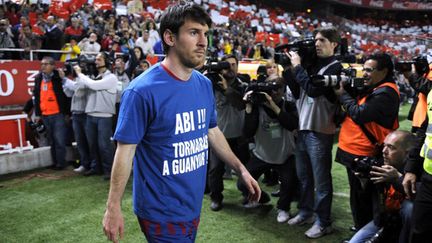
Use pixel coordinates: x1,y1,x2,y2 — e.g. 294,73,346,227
77,73,117,91
114,89,151,144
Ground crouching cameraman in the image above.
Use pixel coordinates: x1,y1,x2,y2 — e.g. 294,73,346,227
237,77,299,222
349,131,415,243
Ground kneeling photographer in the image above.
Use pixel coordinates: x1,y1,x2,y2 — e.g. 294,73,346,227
335,53,400,233
348,131,415,243
237,77,298,221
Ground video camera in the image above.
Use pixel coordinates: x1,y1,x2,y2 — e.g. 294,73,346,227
352,156,384,178
395,55,430,75
203,61,231,91
64,54,97,78
274,39,316,67
245,81,281,104
310,67,367,89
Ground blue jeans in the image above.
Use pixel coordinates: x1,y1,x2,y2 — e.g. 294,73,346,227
42,113,67,168
295,130,333,227
72,113,91,169
349,200,413,243
85,115,114,176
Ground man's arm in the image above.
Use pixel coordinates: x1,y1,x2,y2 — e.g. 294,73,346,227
103,142,136,243
208,127,261,202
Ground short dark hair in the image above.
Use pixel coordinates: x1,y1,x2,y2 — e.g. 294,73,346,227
159,1,212,54
367,53,394,79
313,26,341,49
222,54,238,65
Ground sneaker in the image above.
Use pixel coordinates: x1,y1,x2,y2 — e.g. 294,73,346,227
73,165,86,173
287,214,315,226
243,201,261,208
210,201,223,211
276,209,290,223
305,224,333,239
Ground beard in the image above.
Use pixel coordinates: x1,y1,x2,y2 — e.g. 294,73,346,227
223,69,236,81
178,52,204,69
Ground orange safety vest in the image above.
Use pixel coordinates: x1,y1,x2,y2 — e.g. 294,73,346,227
412,66,432,128
384,185,404,212
339,82,400,157
40,80,60,116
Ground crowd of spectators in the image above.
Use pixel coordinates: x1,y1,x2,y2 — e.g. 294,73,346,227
0,0,430,64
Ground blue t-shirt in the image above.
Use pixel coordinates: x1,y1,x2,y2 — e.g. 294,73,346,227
114,63,217,222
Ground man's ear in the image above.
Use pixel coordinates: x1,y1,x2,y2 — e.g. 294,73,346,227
163,30,175,47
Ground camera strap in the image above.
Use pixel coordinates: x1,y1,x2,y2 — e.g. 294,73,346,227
317,60,340,75
359,123,383,157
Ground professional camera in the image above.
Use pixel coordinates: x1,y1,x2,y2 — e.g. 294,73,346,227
395,55,430,75
203,61,231,90
274,39,316,67
28,121,46,133
310,67,367,89
352,156,384,178
245,81,281,104
64,54,97,78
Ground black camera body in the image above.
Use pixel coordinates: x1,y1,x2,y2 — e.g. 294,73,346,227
352,156,384,178
246,81,280,104
28,121,46,133
274,39,317,67
203,61,231,91
311,67,367,89
395,55,430,75
64,54,97,78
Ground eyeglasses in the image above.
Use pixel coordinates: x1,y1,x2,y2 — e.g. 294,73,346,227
362,67,375,73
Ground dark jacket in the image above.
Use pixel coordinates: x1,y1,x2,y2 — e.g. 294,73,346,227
33,69,70,116
339,77,400,129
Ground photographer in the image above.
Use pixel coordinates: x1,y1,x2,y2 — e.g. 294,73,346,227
284,26,343,239
238,77,298,223
349,131,415,243
399,56,431,133
335,53,400,234
207,54,250,211
74,52,117,180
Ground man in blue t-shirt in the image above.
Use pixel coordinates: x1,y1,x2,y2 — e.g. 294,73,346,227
102,2,261,243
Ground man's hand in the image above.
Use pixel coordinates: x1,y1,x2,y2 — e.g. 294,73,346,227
58,68,65,79
242,90,253,113
238,168,261,202
334,82,346,96
288,51,301,67
369,165,400,184
402,172,417,200
103,205,124,243
217,74,228,91
73,65,82,75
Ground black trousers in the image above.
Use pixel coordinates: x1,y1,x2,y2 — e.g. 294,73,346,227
237,153,298,211
337,149,374,229
207,137,249,202
410,173,432,243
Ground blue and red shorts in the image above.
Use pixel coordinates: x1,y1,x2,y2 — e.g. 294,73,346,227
137,217,200,243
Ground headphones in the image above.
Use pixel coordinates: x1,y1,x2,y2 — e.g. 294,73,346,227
98,51,113,70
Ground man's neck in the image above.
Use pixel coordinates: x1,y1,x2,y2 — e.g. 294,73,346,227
98,67,107,74
161,57,193,81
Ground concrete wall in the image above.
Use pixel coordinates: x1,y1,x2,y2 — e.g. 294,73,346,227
0,146,77,175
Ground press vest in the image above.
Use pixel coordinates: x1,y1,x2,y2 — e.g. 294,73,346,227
419,87,432,175
339,82,399,157
39,80,60,116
